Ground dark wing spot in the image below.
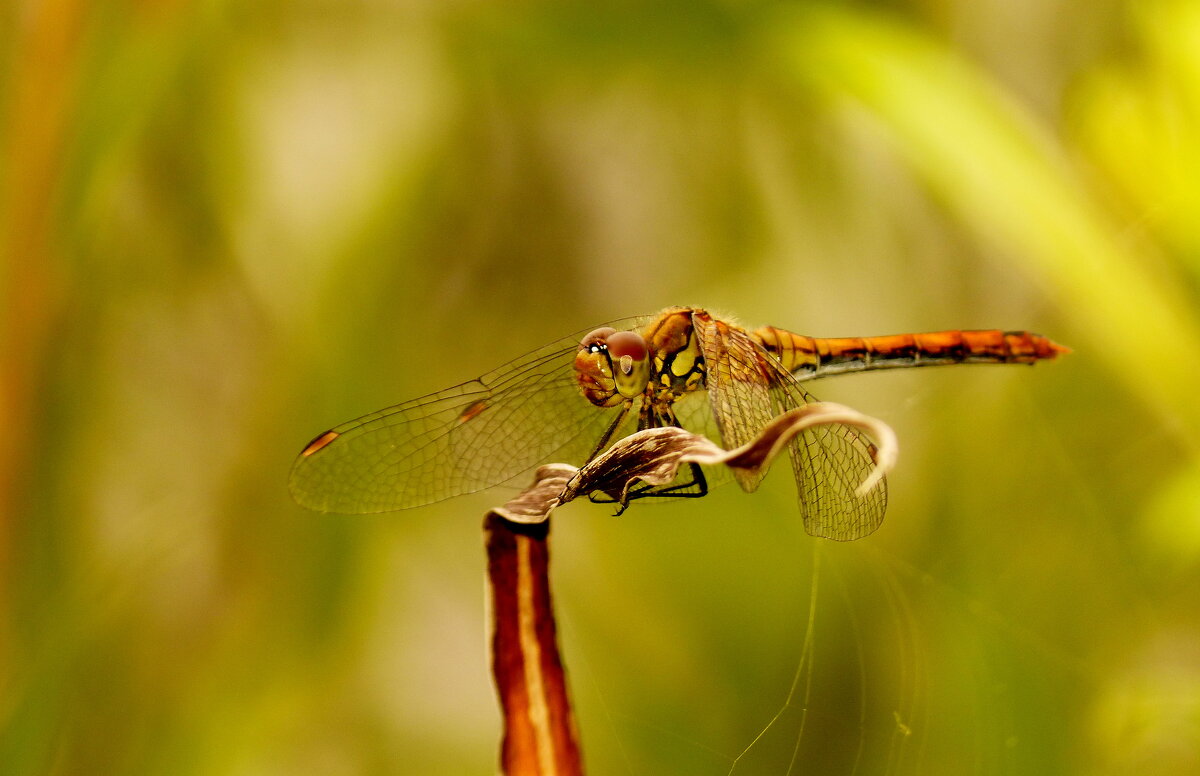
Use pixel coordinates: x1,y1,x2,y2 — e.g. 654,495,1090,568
300,429,340,457
458,400,489,424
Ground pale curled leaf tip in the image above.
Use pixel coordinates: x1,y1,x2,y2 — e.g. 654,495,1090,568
489,403,898,525
490,464,576,524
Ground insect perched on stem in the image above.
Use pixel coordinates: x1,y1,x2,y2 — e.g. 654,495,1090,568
291,306,1066,540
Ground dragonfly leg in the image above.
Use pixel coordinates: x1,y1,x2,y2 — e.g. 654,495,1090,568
584,403,708,511
628,461,709,500
586,462,709,511
585,402,634,464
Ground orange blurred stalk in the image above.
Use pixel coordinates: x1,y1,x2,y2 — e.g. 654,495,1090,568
485,513,584,776
0,0,83,646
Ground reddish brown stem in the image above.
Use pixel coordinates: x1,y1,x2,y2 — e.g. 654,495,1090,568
485,513,584,776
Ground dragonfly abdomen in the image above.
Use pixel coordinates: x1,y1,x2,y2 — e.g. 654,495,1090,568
753,327,1068,379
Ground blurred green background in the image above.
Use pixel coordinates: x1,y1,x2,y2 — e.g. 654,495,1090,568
3,0,1200,773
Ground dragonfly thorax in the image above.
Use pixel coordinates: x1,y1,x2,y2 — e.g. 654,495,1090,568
648,340,706,406
644,311,707,401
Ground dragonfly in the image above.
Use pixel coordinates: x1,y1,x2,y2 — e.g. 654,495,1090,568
290,307,1066,541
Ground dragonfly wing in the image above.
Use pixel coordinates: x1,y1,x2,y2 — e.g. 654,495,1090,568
289,318,647,513
759,356,888,541
665,387,734,494
692,312,778,493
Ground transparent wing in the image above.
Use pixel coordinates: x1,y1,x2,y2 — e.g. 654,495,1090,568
692,312,778,493
289,316,650,513
761,357,888,541
664,387,734,494
695,311,887,541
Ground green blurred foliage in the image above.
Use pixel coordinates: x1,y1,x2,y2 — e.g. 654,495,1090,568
3,0,1199,774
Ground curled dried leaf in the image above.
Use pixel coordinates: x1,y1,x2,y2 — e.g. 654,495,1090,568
490,464,576,524
490,403,897,527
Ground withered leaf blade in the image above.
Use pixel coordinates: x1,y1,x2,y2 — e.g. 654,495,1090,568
559,426,721,505
489,402,897,527
490,464,577,524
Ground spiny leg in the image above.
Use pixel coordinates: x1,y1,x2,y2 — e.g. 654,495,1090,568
587,401,709,511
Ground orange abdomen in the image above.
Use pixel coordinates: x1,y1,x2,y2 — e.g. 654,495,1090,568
753,327,1069,379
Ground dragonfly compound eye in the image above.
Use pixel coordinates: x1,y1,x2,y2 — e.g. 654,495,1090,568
579,327,616,353
605,330,650,399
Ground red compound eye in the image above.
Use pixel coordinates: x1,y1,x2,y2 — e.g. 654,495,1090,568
605,330,648,361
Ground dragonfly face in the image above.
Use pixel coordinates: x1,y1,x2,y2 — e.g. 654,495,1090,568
574,327,651,407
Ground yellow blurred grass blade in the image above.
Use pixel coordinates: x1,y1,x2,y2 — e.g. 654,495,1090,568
771,5,1200,445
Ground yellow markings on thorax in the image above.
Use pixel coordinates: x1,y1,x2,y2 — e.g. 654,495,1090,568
644,311,706,400
669,346,696,379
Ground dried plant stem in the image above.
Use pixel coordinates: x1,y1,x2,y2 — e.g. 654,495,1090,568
481,402,897,772
485,513,584,776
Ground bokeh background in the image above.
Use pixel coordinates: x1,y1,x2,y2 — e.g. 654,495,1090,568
4,0,1200,774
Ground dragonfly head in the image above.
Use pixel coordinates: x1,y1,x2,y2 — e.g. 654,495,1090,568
575,327,651,407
